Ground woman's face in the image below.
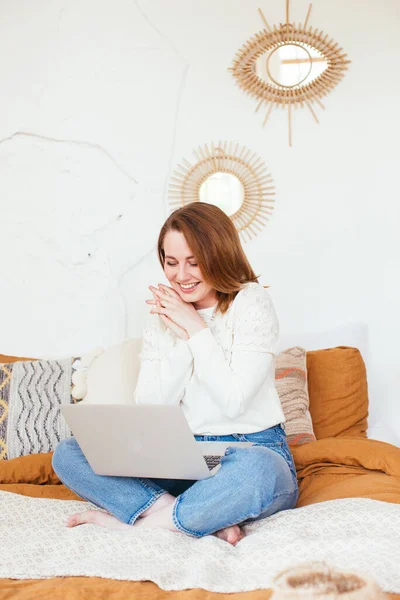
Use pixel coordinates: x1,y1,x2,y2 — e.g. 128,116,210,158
162,230,217,309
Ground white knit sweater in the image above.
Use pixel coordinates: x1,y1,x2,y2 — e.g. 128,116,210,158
134,282,286,435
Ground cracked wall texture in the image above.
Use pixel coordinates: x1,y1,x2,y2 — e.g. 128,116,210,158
1,0,399,441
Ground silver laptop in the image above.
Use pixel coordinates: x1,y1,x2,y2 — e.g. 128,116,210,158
60,404,252,480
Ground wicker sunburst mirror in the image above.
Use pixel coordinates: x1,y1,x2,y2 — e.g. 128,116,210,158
168,142,275,242
230,0,351,145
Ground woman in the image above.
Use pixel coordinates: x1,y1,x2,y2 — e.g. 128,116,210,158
52,202,298,546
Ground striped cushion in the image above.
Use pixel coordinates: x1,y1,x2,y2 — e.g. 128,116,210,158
275,347,316,445
0,358,77,460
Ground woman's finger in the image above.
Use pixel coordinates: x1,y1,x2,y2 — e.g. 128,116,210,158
154,292,166,309
150,290,162,305
158,284,180,299
151,306,167,315
146,292,164,308
150,286,173,304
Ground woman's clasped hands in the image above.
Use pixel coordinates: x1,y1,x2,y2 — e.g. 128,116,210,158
146,284,207,340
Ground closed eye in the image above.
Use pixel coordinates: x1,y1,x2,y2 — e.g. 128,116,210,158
167,262,198,267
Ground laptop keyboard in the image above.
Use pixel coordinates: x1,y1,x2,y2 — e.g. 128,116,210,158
204,455,222,470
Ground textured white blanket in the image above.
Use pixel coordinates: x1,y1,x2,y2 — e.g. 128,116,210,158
1,491,399,593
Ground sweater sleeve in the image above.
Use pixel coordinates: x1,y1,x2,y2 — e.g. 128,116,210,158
134,310,194,406
186,286,279,420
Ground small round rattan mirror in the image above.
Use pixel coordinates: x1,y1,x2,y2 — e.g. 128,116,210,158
168,142,275,242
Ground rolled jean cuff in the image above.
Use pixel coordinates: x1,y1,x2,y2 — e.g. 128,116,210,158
171,496,204,538
128,486,168,525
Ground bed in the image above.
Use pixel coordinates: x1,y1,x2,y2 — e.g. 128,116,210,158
1,345,400,599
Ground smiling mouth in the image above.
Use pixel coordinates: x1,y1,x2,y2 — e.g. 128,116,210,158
178,282,201,290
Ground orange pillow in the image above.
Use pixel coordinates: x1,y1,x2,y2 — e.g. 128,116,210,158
306,346,369,439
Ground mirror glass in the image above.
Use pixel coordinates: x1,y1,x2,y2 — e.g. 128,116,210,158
255,43,328,88
199,172,244,216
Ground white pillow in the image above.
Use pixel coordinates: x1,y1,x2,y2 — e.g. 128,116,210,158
72,338,142,405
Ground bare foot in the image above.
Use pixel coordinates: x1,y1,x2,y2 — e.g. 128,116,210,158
214,525,245,546
67,510,131,532
66,509,246,546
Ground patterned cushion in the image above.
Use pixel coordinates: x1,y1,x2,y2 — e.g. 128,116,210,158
275,347,316,445
0,358,77,460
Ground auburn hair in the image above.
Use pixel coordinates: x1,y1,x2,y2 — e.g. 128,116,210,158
157,202,261,315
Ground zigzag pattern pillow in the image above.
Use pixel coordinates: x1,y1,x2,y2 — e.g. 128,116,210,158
0,358,76,460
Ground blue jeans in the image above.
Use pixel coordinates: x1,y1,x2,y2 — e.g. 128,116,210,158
52,423,298,538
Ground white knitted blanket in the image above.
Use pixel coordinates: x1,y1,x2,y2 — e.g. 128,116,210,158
1,491,399,593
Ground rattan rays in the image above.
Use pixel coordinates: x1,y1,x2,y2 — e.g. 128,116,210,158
229,1,351,145
168,142,275,242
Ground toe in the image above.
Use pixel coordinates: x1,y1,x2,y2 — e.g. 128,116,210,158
67,511,93,527
67,514,80,527
228,529,239,544
230,526,244,546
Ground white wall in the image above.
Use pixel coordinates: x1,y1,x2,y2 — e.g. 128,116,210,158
1,0,399,442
